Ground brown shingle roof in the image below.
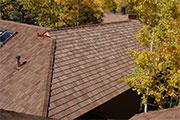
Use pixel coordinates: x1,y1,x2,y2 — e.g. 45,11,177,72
131,107,180,120
102,13,129,23
47,20,142,120
0,20,53,116
0,109,55,120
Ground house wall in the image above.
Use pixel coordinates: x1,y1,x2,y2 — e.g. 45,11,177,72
76,88,142,119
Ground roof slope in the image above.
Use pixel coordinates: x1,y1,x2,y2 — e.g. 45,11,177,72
102,13,129,23
48,20,142,120
0,109,55,120
0,20,52,116
131,107,180,120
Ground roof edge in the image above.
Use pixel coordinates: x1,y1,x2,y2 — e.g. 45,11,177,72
131,106,180,120
0,109,55,120
0,20,50,30
42,37,56,117
48,19,132,32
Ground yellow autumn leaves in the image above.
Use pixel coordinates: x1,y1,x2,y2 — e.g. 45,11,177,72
123,0,180,109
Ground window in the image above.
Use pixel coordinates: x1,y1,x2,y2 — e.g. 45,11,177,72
0,28,17,47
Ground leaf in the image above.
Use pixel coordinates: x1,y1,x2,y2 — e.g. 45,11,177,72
122,0,180,109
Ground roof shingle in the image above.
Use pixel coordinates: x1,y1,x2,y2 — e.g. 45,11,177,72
0,19,142,119
0,109,55,120
131,107,180,120
48,20,142,120
0,20,52,116
102,13,129,23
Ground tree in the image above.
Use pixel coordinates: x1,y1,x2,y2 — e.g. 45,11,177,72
102,0,117,12
11,0,33,23
0,0,37,24
1,0,103,28
21,0,103,27
54,0,103,27
77,0,103,25
19,0,65,27
0,0,13,20
123,0,180,110
114,0,128,13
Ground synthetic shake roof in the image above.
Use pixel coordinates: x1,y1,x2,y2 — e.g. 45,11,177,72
102,13,129,23
0,20,52,116
47,20,142,119
131,107,180,120
0,18,142,120
0,109,55,120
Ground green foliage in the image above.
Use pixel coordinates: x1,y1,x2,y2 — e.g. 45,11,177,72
102,0,128,13
0,0,11,20
11,0,33,23
0,0,103,28
54,0,103,27
0,0,35,23
114,0,128,12
102,0,117,12
123,0,180,109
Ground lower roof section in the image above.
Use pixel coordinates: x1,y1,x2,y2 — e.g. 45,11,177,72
0,109,55,120
48,20,142,119
0,20,52,116
131,107,180,120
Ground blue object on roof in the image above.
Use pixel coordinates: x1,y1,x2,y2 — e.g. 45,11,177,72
16,56,21,60
121,7,126,15
0,28,17,47
113,8,116,13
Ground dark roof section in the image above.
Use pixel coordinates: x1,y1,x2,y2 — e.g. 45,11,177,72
131,107,180,120
0,20,53,117
0,109,55,120
102,13,129,23
47,20,142,120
